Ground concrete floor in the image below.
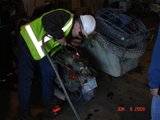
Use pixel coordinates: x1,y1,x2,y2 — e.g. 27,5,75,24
2,16,157,120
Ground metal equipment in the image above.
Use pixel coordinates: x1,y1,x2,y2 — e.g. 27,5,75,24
52,47,97,101
43,42,97,120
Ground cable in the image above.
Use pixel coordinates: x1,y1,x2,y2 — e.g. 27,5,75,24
42,39,81,120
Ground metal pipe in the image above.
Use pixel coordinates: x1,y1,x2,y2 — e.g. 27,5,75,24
42,38,81,120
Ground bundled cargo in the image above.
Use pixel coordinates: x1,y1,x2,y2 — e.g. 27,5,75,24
83,9,148,77
95,8,148,49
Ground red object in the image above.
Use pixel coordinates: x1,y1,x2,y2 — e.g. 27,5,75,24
52,105,62,113
73,52,80,59
68,70,78,80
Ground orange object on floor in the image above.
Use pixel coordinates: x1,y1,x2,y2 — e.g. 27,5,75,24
51,105,62,115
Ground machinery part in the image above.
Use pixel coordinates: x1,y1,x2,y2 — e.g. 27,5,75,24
52,47,97,101
45,51,81,120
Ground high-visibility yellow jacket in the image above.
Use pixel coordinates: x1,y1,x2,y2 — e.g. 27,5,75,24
20,9,74,60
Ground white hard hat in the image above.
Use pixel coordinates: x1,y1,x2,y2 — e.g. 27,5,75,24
80,15,96,36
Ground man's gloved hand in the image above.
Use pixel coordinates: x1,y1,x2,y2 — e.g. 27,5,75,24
69,38,82,47
150,88,159,96
57,37,67,46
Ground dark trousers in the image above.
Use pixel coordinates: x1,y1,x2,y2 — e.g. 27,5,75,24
17,37,56,115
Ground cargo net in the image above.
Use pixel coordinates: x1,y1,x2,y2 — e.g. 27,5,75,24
95,8,148,58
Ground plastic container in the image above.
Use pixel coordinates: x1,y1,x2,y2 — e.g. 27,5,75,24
81,77,97,101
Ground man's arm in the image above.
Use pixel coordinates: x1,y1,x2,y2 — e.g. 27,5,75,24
42,10,70,40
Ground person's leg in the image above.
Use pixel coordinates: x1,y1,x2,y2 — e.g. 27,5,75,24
39,57,56,111
151,95,160,120
17,38,34,119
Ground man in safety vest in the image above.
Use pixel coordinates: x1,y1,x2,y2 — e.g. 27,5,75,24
17,9,96,120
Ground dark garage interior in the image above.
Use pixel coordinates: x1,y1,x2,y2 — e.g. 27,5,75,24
0,0,160,120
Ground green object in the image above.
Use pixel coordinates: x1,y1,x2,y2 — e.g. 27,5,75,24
20,9,74,60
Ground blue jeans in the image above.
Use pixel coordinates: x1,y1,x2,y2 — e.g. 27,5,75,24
17,37,56,114
151,96,160,120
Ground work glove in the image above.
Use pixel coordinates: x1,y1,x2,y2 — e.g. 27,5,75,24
57,37,67,46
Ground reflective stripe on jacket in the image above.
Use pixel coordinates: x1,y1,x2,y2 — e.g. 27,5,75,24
20,9,74,60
